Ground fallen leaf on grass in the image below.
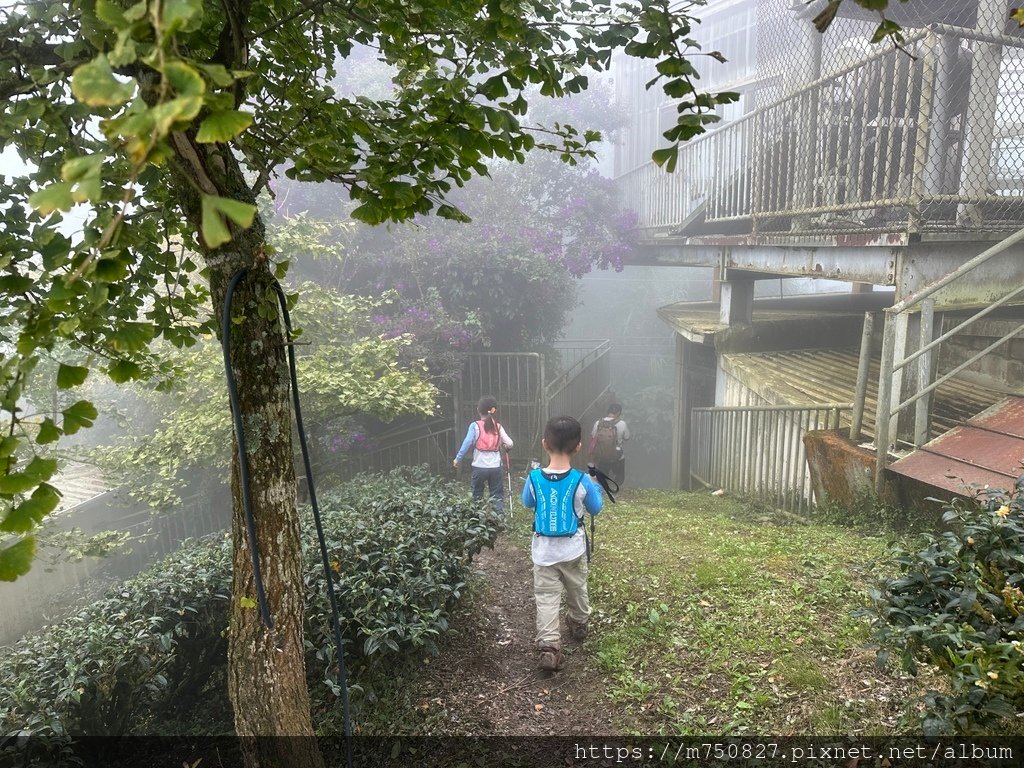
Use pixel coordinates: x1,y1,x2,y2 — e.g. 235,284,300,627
534,703,544,712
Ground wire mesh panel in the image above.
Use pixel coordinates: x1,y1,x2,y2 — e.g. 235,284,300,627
457,352,545,462
619,0,1024,235
691,403,852,514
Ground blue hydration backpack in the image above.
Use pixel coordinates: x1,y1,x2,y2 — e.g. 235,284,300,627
530,468,585,537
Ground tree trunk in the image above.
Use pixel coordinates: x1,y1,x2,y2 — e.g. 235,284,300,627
168,133,325,768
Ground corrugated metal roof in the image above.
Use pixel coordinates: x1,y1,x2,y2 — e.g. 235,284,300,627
657,293,894,343
890,396,1024,494
722,348,1008,441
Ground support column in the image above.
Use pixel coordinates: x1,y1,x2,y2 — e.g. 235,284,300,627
958,0,1005,226
671,334,691,491
924,35,960,196
718,276,755,326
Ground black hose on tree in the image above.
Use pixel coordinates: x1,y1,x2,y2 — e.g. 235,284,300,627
221,269,353,768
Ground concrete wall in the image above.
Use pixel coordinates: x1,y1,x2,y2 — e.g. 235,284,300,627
939,317,1024,392
803,430,882,510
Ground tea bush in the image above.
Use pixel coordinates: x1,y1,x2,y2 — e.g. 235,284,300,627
859,478,1024,736
0,466,499,759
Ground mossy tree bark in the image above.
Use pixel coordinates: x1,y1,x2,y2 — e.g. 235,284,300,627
168,131,324,768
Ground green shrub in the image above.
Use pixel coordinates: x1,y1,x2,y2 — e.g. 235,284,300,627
0,465,499,759
0,532,232,763
859,478,1024,736
814,489,915,531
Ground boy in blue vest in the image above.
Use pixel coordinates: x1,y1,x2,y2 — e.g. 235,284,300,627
521,415,604,671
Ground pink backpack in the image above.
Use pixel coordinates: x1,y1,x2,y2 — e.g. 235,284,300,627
474,419,501,451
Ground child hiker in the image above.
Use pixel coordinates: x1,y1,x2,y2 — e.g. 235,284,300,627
453,395,514,518
521,415,603,671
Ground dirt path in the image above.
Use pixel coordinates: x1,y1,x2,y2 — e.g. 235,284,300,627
413,535,619,736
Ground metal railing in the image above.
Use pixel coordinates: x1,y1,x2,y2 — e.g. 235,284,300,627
620,24,1024,234
331,419,456,481
691,403,852,515
458,351,546,458
544,341,612,453
868,226,1024,493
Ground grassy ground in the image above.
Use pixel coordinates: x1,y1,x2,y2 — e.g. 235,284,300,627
564,487,935,736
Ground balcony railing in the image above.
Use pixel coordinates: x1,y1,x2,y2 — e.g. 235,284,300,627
620,25,1024,235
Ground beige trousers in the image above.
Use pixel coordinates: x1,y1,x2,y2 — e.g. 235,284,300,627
533,555,590,648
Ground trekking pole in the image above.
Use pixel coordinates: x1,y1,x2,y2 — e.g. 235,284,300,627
505,449,514,524
585,463,618,561
587,462,620,503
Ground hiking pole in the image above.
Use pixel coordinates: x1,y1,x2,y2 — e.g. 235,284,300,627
585,463,619,562
505,448,514,524
587,463,620,503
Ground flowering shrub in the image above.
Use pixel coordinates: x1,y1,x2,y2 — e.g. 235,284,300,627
859,477,1024,736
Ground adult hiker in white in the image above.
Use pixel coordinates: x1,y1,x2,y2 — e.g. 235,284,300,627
588,402,630,486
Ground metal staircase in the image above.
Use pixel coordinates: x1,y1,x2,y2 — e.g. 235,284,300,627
846,227,1024,494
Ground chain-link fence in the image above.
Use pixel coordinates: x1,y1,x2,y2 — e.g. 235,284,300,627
617,0,1024,235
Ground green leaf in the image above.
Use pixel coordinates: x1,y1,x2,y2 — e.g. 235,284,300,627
0,537,36,581
24,456,58,482
71,55,134,108
95,0,127,27
0,275,34,293
163,62,206,97
162,0,203,36
195,110,254,143
107,359,142,383
2,485,60,533
870,18,903,44
61,155,103,183
0,437,18,458
95,255,129,281
62,155,104,204
651,146,678,173
36,419,61,445
29,182,75,215
198,63,236,88
110,322,154,352
149,96,204,136
124,1,147,21
62,400,98,435
239,596,257,609
57,363,89,389
0,472,36,494
201,194,257,248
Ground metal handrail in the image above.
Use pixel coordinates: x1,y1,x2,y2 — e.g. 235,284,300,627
693,403,853,413
872,226,1024,493
545,340,611,398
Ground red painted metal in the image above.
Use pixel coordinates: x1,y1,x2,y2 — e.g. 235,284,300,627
890,397,1024,493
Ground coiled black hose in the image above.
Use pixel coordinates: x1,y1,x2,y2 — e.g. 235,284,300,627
221,268,353,768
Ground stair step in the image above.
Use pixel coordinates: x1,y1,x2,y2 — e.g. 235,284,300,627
889,396,1024,494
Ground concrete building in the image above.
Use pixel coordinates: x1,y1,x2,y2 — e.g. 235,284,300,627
615,0,1024,512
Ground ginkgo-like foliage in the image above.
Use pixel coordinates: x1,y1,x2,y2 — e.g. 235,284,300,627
0,0,742,581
